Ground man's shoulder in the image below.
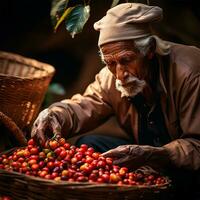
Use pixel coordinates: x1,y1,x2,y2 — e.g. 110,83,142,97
94,66,118,92
95,66,122,103
98,66,113,76
170,43,200,62
97,66,115,85
169,43,200,75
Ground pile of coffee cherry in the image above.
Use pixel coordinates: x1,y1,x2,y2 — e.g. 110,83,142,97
0,138,167,186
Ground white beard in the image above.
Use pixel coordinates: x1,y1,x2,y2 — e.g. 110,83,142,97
115,76,146,98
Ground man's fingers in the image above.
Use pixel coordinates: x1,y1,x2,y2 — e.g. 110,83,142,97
31,127,37,138
102,149,125,158
31,118,48,145
102,149,118,157
36,130,46,145
32,126,47,146
102,145,129,157
30,108,65,146
113,156,141,170
50,115,62,138
113,156,130,165
135,165,159,175
31,119,39,138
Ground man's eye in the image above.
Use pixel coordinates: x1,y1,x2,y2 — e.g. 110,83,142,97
106,62,116,73
120,57,132,65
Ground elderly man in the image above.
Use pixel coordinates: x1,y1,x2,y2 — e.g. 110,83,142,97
32,2,200,183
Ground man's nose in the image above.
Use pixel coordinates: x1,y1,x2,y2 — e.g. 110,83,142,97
116,64,128,82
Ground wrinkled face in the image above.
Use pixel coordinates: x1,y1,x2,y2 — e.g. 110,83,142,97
100,41,150,97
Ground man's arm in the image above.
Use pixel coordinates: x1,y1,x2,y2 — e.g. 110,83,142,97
48,67,115,138
103,74,200,171
164,74,200,170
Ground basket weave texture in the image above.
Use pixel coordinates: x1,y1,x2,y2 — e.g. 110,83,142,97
0,51,55,131
0,111,27,151
0,169,172,200
0,149,172,200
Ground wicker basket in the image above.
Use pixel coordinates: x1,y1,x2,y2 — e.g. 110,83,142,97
0,111,27,152
0,169,172,200
0,51,55,132
0,149,172,200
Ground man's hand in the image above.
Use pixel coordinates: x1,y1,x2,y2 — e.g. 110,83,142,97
135,165,159,176
102,145,170,170
31,106,66,145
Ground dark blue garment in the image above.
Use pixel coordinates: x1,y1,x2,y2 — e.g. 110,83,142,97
75,93,171,153
131,94,171,147
75,135,130,153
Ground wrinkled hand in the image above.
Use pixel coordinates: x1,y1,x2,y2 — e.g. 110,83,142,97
31,105,67,145
135,165,159,176
102,145,170,170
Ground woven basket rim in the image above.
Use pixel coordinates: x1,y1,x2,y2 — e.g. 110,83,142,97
0,168,171,191
0,74,53,81
0,51,55,80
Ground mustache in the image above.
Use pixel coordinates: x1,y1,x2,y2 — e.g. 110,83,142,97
116,76,146,87
115,76,146,97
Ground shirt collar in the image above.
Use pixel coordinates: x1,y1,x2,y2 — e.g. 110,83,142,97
157,55,168,96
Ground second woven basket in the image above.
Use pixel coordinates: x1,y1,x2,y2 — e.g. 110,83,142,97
0,51,55,132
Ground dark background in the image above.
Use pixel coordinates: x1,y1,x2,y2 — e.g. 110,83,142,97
0,2,199,198
0,0,199,97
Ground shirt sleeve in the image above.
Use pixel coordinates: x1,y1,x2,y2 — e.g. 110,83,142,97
51,67,114,137
164,74,200,170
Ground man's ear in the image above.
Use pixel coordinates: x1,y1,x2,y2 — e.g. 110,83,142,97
147,38,156,59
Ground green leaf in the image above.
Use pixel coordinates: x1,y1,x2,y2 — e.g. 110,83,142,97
51,0,69,27
48,83,66,95
54,7,74,32
65,5,90,38
111,0,120,8
51,0,61,8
